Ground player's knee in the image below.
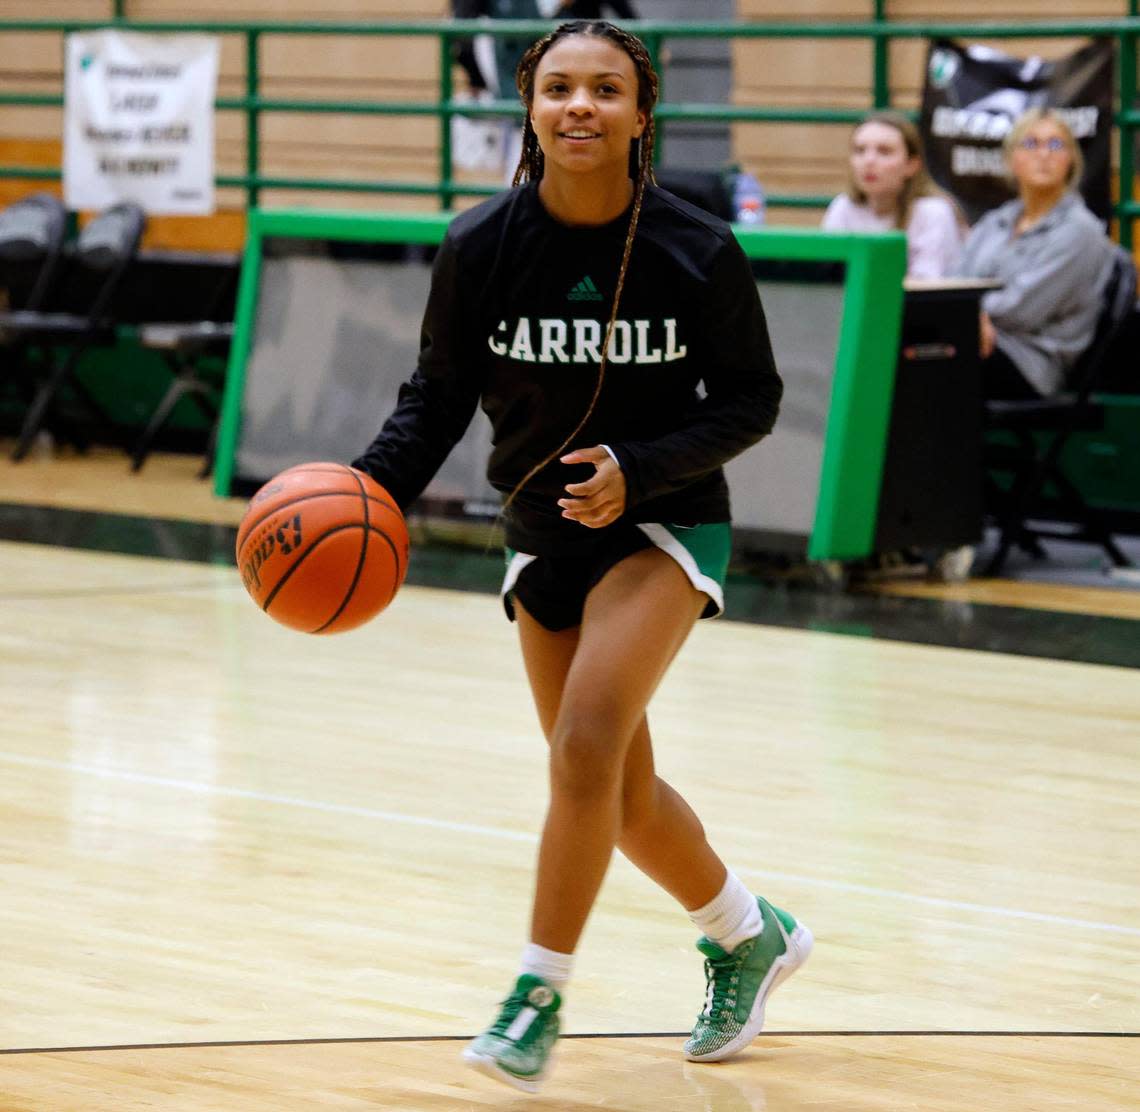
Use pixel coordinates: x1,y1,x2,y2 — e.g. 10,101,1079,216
549,708,626,798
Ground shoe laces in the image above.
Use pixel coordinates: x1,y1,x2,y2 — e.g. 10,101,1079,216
490,988,524,1030
699,941,751,1021
489,981,556,1042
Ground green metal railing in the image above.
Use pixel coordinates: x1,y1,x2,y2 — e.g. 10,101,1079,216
1,16,1138,243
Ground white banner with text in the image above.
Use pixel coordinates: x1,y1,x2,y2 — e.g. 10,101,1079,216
64,30,219,215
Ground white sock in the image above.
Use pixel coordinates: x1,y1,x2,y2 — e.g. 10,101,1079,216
689,870,763,953
519,942,574,992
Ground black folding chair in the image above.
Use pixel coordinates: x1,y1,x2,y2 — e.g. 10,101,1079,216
0,192,67,312
126,250,239,475
983,244,1138,576
0,193,69,424
130,319,233,475
4,201,146,461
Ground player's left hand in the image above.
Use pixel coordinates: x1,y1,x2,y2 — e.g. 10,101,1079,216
558,446,626,528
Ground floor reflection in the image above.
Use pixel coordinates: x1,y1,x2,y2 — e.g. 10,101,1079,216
681,1060,769,1110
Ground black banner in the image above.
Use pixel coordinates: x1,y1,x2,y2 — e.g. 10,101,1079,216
919,38,1114,225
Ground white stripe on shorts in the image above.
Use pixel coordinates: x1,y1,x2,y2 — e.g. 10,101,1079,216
500,525,724,617
501,550,537,601
636,523,724,617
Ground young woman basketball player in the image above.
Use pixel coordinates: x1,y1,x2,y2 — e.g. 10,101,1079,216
352,20,811,1093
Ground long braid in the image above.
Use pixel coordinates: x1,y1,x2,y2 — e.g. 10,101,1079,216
501,21,659,518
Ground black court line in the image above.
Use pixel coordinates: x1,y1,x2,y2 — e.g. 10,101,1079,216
0,502,239,567
2,1031,1137,1055
4,501,1140,670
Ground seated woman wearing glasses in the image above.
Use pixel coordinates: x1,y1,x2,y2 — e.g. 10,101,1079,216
956,107,1113,399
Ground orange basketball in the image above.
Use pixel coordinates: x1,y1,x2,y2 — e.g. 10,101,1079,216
235,462,409,634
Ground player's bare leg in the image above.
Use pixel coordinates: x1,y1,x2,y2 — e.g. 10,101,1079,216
515,599,726,911
464,548,705,1091
520,556,813,1063
525,546,709,951
465,548,810,1092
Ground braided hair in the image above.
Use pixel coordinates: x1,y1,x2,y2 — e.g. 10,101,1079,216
501,20,659,517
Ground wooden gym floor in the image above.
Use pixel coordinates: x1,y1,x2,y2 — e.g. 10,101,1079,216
0,447,1137,1110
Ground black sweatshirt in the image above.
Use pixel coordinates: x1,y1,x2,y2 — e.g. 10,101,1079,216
352,183,783,555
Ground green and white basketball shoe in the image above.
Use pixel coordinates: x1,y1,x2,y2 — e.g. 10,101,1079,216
683,896,813,1062
462,974,561,1093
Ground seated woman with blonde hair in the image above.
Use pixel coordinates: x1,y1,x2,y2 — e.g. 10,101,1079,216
822,110,964,278
955,107,1114,399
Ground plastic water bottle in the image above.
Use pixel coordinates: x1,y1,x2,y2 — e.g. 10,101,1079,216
733,172,766,225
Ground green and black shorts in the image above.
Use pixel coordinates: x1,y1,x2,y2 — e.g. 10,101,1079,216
501,521,731,632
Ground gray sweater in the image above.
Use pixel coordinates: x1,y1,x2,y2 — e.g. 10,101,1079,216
955,192,1113,395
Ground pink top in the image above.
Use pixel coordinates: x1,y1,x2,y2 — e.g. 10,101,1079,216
821,194,964,279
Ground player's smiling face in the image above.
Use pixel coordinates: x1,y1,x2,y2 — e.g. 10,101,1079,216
530,35,645,181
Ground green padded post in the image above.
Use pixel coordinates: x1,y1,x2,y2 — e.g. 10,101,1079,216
216,213,906,563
